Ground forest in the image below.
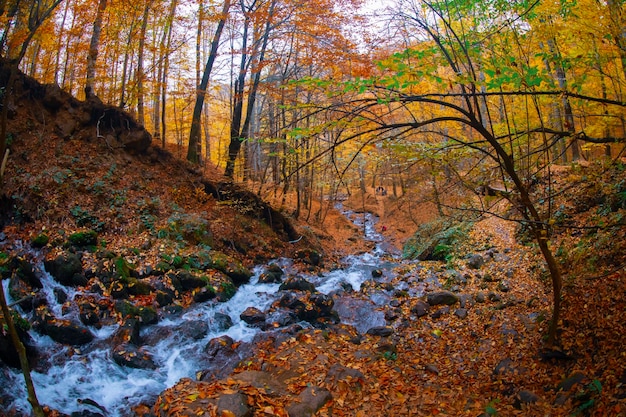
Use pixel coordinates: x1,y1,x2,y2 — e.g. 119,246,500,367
0,0,625,416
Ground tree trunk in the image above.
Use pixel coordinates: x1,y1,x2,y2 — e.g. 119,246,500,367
0,280,44,417
225,0,276,178
136,1,151,125
187,0,231,164
85,0,108,98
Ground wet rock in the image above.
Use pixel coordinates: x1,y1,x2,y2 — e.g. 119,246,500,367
426,291,459,306
112,344,156,369
34,306,94,345
217,392,251,417
411,300,430,317
467,254,485,269
286,386,332,417
279,276,316,293
6,257,42,288
295,249,322,267
0,318,38,368
178,320,209,340
214,312,233,330
371,268,383,278
44,252,85,286
205,335,236,358
54,287,68,304
112,318,141,346
266,310,297,328
78,298,101,327
366,326,394,337
193,285,216,303
240,307,266,325
114,300,158,325
258,264,284,284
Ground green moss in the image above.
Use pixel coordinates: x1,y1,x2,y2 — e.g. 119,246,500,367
31,233,50,248
68,230,98,247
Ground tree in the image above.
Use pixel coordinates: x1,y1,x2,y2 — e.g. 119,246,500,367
85,0,108,98
295,0,625,345
187,0,232,164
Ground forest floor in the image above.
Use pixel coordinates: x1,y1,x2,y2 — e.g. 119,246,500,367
1,66,625,416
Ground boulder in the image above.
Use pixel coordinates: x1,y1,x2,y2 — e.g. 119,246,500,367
279,276,316,293
112,344,156,369
426,291,459,306
467,254,485,269
286,386,332,417
258,264,284,284
411,300,429,317
44,252,85,287
216,392,251,417
34,307,94,345
240,307,266,326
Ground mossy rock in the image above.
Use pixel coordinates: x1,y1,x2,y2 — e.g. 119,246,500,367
114,300,158,325
206,251,252,285
31,233,50,248
403,220,472,261
68,230,98,247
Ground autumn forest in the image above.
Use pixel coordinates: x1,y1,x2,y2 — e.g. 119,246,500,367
0,0,625,416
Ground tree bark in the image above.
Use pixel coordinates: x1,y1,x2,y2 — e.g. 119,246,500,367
187,0,231,164
85,0,108,98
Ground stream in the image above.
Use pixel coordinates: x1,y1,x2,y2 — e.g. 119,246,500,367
1,208,415,416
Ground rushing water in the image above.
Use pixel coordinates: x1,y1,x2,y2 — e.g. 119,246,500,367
1,207,401,416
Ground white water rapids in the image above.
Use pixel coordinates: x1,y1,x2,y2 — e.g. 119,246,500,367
1,208,407,416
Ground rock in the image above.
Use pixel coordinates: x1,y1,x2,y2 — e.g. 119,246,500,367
112,344,156,369
205,335,235,358
214,312,233,330
431,306,450,319
557,371,587,392
232,370,287,395
467,254,485,269
240,307,266,325
493,358,516,376
475,292,486,303
411,300,429,317
0,320,38,368
258,264,284,284
44,253,84,286
216,392,251,417
366,326,394,337
171,270,206,290
266,310,297,328
514,390,539,409
279,276,316,292
78,298,101,326
295,249,322,266
426,291,459,306
488,292,501,302
155,290,174,307
454,308,468,319
371,268,383,278
325,363,364,386
112,318,141,346
287,386,332,417
497,280,510,292
425,364,439,375
193,286,216,303
34,307,94,345
114,300,158,325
